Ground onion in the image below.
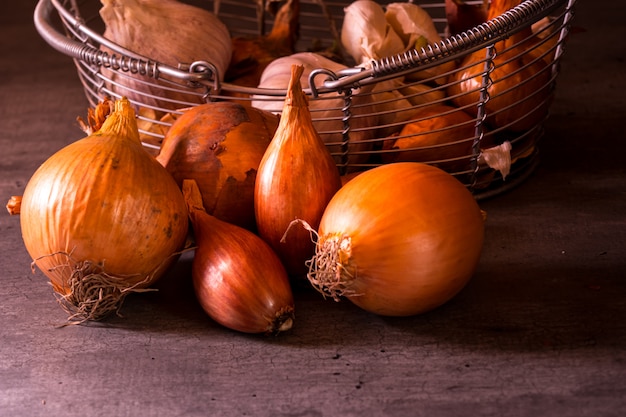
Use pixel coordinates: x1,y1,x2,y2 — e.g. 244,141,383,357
381,104,483,172
225,0,300,91
305,162,485,316
156,101,279,231
447,0,552,132
18,98,189,322
255,65,342,278
183,180,294,334
252,52,378,170
445,0,488,36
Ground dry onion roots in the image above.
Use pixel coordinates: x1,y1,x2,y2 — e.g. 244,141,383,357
36,252,158,324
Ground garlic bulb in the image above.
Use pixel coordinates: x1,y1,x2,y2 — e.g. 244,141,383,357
252,52,348,114
385,2,441,50
385,2,456,83
99,0,232,112
341,0,405,66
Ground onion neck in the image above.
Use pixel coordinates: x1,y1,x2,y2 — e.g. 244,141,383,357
97,97,141,144
285,65,308,109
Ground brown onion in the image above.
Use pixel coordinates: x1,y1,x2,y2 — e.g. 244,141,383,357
305,162,485,316
18,98,189,322
255,65,342,278
156,102,279,231
183,180,294,334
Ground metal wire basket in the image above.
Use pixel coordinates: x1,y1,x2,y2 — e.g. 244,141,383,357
34,0,576,199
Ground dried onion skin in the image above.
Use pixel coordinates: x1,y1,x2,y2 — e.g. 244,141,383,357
156,101,279,232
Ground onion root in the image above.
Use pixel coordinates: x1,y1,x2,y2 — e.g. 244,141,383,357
35,252,157,325
285,219,360,301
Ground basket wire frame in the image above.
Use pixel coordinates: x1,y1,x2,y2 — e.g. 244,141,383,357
34,0,576,199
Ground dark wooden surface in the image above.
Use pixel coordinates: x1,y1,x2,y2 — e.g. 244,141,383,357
1,1,625,416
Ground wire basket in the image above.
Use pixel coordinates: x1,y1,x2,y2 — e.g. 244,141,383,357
34,0,576,199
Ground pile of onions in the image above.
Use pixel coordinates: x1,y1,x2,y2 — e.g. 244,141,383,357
183,180,294,334
305,162,485,316
447,0,552,132
17,98,189,322
381,104,484,172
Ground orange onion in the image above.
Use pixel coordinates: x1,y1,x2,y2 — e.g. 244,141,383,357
183,180,295,334
305,162,485,316
381,104,484,173
447,0,552,132
18,98,189,322
255,65,342,278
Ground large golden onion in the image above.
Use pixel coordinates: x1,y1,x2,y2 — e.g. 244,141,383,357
307,162,485,316
19,98,189,322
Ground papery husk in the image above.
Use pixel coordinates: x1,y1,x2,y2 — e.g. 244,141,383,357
341,0,405,66
384,2,457,84
156,101,279,231
480,140,512,180
99,0,232,114
226,0,300,92
6,195,22,215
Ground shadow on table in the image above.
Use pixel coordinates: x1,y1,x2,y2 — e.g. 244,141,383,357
64,248,625,354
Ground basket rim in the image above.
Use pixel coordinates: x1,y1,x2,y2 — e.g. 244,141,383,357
34,0,569,96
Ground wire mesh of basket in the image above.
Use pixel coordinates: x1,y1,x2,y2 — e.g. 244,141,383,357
33,0,576,199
